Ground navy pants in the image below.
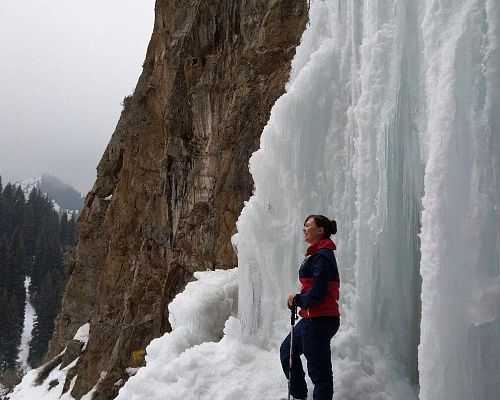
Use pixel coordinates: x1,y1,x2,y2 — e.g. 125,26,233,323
280,316,340,400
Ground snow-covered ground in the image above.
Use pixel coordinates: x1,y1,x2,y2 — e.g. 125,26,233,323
16,277,37,372
6,358,79,400
7,325,91,400
117,268,416,400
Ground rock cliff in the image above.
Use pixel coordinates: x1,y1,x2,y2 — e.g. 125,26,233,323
46,1,307,398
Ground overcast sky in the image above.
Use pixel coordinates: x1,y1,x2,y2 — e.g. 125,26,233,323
0,0,155,194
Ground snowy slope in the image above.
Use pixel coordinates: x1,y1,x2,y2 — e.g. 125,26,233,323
6,326,91,400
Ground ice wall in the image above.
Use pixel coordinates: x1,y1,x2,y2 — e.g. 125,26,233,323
418,1,500,399
234,0,499,399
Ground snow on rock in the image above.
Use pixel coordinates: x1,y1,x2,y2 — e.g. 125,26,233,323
6,354,108,400
73,323,90,350
6,357,78,400
8,323,91,400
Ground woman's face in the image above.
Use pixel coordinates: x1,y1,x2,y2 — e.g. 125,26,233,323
303,217,324,244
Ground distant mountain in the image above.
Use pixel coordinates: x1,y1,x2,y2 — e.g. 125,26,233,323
16,175,84,216
39,174,84,211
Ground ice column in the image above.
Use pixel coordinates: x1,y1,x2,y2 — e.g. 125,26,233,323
419,1,500,399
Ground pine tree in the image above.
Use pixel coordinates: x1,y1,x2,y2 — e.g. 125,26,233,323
0,177,4,235
25,189,45,246
59,213,68,247
1,183,16,235
28,269,64,367
0,182,76,370
0,290,12,370
28,204,64,366
9,229,27,323
30,204,61,296
0,231,26,373
66,214,78,247
0,235,9,294
22,206,36,262
13,186,25,229
0,292,22,371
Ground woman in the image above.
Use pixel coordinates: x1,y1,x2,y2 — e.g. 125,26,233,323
280,215,340,400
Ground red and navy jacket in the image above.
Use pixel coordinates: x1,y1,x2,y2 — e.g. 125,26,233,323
294,238,340,318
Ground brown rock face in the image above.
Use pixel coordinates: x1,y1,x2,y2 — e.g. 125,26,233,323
47,0,308,398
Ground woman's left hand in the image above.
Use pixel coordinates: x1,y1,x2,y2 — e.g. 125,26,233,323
287,294,296,308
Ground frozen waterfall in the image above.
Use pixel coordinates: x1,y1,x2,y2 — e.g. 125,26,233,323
234,0,499,399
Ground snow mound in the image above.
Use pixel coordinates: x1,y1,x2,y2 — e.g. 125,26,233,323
118,317,286,400
116,269,244,400
167,268,238,344
73,323,90,350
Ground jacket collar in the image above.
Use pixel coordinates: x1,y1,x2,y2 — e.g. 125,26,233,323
306,238,336,255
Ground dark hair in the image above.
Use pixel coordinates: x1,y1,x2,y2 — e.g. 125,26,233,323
304,214,337,238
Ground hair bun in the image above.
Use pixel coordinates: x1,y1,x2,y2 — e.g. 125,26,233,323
330,219,337,235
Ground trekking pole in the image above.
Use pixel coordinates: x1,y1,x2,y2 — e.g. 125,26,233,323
288,304,297,400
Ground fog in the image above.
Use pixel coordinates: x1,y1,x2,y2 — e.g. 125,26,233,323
0,0,155,194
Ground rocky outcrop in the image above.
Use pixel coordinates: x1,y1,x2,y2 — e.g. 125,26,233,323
46,0,308,399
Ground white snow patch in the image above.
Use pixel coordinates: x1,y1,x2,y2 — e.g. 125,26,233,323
16,177,42,199
50,199,60,213
6,357,78,400
167,269,238,342
16,277,37,372
73,323,90,350
125,368,140,377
